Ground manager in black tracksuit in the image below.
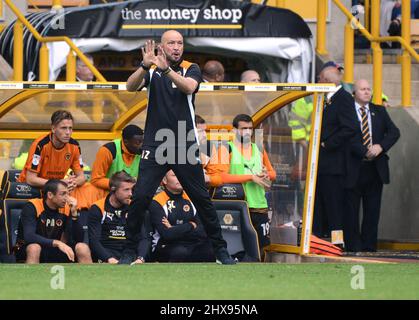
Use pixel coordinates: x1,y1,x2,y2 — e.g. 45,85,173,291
313,66,357,241
122,30,234,265
343,79,400,252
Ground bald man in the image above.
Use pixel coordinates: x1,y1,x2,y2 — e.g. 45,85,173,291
76,54,94,82
202,60,225,82
124,30,235,265
312,66,357,247
240,70,261,83
343,79,400,252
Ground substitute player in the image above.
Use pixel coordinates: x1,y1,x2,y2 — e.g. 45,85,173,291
88,171,151,264
18,110,102,209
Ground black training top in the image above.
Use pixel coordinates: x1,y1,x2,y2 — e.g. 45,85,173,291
17,199,79,247
88,195,152,261
149,189,208,251
140,60,203,148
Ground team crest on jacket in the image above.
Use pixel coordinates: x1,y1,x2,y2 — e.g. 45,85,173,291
65,153,71,161
56,219,63,227
32,154,41,166
183,204,190,212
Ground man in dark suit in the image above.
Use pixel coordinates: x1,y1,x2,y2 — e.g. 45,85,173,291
313,65,356,246
344,79,400,252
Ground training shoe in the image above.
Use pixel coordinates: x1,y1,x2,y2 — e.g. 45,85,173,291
215,248,236,265
118,250,136,265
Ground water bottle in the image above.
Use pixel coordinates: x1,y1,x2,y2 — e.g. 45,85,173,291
297,220,303,246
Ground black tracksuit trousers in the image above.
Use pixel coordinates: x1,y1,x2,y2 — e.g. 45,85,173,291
125,146,227,253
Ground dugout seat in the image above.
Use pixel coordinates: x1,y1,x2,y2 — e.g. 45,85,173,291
0,181,41,262
211,183,246,201
0,170,6,199
6,170,22,183
1,170,22,198
212,199,260,262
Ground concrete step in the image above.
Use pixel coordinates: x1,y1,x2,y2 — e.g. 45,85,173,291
389,99,419,108
354,49,419,64
354,64,419,81
404,105,419,124
379,80,419,99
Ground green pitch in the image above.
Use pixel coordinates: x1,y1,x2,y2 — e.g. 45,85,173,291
1,263,418,299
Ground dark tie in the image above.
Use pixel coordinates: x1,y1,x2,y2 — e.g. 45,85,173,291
360,107,371,146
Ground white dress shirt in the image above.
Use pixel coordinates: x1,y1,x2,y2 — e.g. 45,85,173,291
326,84,342,102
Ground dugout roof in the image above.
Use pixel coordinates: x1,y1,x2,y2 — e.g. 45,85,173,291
0,82,334,140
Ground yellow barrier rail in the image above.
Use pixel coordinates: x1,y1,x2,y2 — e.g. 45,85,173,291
317,0,418,107
4,0,106,82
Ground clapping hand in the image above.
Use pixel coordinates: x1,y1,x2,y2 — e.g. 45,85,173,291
153,45,169,70
141,40,169,70
141,40,156,68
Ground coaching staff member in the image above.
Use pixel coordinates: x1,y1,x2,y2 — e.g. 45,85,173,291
16,179,91,263
122,30,234,265
150,170,215,263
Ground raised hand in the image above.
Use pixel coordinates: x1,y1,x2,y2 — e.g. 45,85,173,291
153,45,169,70
141,40,157,68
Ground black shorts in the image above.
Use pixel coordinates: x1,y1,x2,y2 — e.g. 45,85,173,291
250,211,271,249
16,244,72,263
